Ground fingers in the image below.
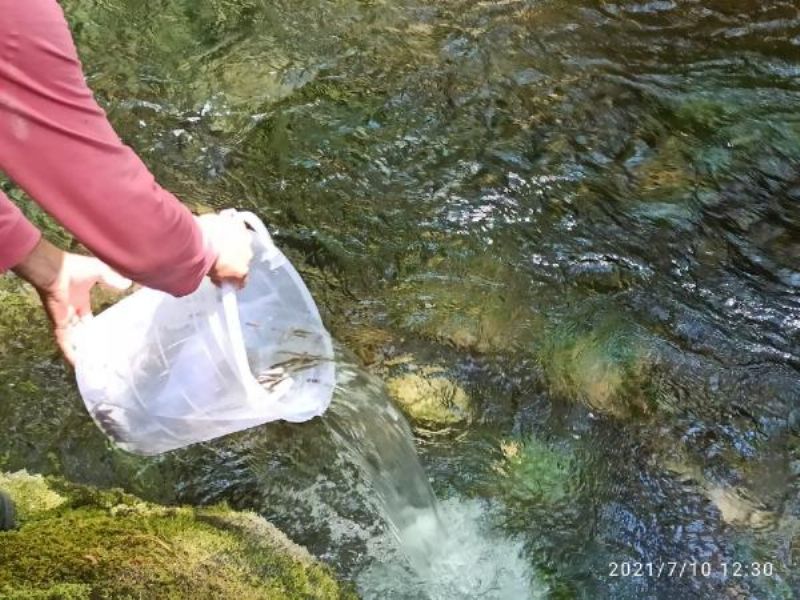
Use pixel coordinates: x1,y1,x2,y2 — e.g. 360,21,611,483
209,272,249,289
204,213,254,289
54,325,76,367
33,253,129,367
50,305,90,367
209,268,248,290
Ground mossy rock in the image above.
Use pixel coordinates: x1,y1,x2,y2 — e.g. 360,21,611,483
0,471,357,600
492,438,575,507
538,310,655,419
385,368,471,429
386,253,540,354
0,472,67,523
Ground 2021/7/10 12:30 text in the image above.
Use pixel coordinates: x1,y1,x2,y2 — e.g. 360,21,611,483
608,561,775,578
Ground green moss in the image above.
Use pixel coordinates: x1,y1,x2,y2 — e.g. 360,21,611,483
538,309,655,419
674,96,738,135
0,472,357,600
487,438,588,599
492,438,575,507
0,277,51,359
4,582,95,600
386,368,471,429
0,472,66,523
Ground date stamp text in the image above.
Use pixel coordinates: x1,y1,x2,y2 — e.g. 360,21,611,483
608,561,775,578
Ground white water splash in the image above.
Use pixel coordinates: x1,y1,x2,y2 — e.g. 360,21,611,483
357,498,541,600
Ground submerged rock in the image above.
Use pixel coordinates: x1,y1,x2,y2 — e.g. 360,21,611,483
385,252,542,355
537,310,655,419
491,438,576,507
661,454,778,531
386,368,471,429
335,325,396,367
0,471,356,600
705,487,775,530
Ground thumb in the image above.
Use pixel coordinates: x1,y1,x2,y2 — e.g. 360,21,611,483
96,263,133,291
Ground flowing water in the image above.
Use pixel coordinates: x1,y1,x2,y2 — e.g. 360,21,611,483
2,0,800,598
151,348,538,598
315,350,537,598
322,357,447,572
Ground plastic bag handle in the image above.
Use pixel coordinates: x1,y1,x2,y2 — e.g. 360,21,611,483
221,282,252,383
237,210,272,244
221,209,277,258
216,209,273,383
218,210,283,383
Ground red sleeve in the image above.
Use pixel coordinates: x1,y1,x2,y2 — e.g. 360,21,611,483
0,191,41,272
0,0,216,296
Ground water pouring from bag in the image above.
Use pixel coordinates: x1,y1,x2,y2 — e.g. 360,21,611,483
73,210,335,455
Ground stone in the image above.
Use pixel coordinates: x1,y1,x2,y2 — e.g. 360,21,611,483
0,470,356,600
386,369,471,428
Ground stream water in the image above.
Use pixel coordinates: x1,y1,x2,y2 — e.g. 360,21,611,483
327,352,537,598
1,0,800,598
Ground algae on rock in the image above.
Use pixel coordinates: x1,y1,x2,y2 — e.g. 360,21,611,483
491,438,576,508
537,308,655,419
386,367,471,429
0,471,357,600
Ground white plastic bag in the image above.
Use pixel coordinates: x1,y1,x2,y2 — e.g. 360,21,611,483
74,211,335,456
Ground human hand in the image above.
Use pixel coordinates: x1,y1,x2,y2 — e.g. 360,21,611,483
197,213,253,289
12,238,131,365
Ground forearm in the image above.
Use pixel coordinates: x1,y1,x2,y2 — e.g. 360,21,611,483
0,0,216,296
10,237,63,292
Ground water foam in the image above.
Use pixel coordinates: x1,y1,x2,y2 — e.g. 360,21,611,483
357,497,540,600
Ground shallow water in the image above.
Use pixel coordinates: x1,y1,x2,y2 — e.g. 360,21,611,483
1,0,800,598
149,349,538,599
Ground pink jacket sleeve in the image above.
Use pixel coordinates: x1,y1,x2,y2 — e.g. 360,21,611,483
0,0,216,296
0,192,41,272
